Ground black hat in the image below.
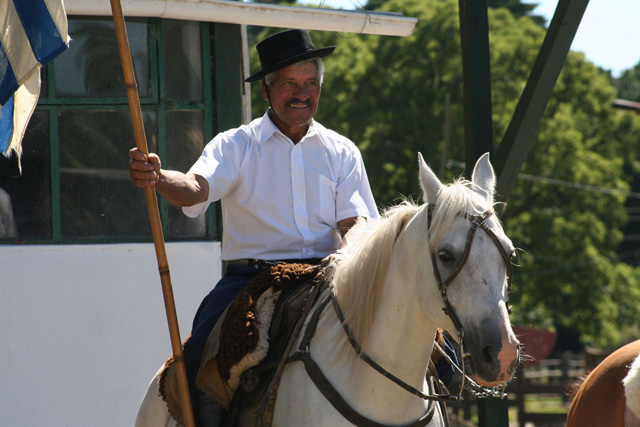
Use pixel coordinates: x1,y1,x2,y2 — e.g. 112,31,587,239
245,29,335,83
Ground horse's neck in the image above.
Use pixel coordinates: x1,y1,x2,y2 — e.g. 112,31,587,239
311,273,439,416
365,261,440,383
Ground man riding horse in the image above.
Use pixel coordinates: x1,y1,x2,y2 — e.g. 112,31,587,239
129,29,457,426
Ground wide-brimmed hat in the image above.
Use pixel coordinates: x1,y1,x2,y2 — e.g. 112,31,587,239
245,29,335,83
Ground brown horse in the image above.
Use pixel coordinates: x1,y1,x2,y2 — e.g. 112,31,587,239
567,339,640,427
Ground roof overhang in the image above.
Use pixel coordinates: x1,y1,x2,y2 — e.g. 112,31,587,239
64,0,417,37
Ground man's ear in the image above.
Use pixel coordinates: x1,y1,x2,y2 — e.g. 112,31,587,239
261,79,270,103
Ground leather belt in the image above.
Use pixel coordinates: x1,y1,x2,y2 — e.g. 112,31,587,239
227,258,323,269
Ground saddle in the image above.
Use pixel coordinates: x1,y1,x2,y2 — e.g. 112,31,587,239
159,263,322,426
160,262,452,426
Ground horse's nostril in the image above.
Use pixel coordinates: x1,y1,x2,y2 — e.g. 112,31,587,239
482,345,494,364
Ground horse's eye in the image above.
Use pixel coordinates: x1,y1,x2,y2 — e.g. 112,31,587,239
438,250,455,263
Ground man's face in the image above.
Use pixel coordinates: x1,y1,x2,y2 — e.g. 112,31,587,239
262,61,321,132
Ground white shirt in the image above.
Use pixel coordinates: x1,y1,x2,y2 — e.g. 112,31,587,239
183,112,378,260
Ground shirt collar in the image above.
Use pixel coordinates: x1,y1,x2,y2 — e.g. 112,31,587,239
257,110,318,144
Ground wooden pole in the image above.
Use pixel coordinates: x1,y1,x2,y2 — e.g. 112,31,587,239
109,1,195,426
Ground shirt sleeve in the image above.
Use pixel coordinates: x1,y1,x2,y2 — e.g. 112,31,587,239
182,131,244,218
334,142,379,222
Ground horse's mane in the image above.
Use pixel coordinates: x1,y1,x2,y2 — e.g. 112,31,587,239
428,178,496,250
330,201,421,354
329,177,496,354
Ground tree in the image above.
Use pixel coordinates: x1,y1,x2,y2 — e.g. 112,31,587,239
365,0,546,25
248,0,640,348
490,7,640,348
614,62,640,102
487,0,546,26
496,18,640,346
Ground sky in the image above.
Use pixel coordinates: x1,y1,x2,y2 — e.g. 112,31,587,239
313,0,640,78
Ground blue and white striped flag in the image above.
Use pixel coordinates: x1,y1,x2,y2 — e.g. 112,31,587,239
0,0,70,163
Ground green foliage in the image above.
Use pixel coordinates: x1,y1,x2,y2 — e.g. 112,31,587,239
487,9,640,348
317,0,466,206
488,0,546,26
246,0,640,349
614,63,640,102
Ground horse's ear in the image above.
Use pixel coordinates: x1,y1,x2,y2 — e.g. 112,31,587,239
471,152,496,202
418,152,443,203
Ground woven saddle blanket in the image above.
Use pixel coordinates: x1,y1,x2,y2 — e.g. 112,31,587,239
159,263,320,424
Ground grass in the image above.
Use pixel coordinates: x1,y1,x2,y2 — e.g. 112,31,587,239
523,394,569,414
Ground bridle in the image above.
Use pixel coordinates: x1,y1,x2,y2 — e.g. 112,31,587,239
429,204,513,340
288,203,515,426
427,203,514,399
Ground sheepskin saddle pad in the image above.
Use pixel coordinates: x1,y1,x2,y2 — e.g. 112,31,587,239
160,262,320,423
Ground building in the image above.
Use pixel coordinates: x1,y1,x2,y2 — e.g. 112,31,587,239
0,1,415,425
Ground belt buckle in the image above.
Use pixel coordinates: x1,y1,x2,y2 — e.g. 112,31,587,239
249,259,269,268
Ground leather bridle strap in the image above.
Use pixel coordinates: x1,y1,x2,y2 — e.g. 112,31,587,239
430,207,513,335
287,292,437,427
477,214,514,312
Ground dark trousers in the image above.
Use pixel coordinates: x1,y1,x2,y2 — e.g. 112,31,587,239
183,264,266,399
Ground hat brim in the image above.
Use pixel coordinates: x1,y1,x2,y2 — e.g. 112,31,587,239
244,46,335,83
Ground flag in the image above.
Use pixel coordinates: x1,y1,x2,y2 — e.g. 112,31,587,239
0,0,70,164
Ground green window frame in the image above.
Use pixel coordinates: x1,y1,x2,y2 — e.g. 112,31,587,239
0,18,243,244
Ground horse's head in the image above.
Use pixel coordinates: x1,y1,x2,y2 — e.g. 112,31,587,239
417,152,520,387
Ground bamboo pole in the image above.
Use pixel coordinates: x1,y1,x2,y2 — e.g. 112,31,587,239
109,1,195,426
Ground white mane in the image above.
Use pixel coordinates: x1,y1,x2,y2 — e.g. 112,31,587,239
330,201,420,353
428,178,497,250
330,177,497,355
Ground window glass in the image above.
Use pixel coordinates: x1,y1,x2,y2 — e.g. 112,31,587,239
41,66,48,97
166,110,206,237
163,20,203,101
58,110,157,238
55,19,150,98
9,17,216,244
0,111,51,240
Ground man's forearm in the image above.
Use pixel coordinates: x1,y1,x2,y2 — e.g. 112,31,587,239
337,216,367,249
155,170,209,207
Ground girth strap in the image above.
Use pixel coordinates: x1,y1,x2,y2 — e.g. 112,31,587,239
287,293,437,427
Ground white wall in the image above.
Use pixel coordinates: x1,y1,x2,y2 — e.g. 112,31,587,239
0,241,221,426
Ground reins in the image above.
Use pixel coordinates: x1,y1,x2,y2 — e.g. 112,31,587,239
330,289,458,404
287,290,440,427
286,202,513,425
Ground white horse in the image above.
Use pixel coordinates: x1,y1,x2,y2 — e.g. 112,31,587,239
137,152,520,426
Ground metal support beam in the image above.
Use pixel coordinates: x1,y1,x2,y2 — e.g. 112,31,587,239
494,0,590,204
459,0,494,176
458,1,505,425
457,0,589,425
478,395,510,426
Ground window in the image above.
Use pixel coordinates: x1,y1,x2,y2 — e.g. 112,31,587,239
0,17,221,243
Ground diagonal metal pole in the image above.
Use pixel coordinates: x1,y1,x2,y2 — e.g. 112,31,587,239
493,0,590,205
109,1,195,425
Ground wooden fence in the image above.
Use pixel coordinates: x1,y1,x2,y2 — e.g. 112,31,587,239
448,351,601,426
509,352,583,426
